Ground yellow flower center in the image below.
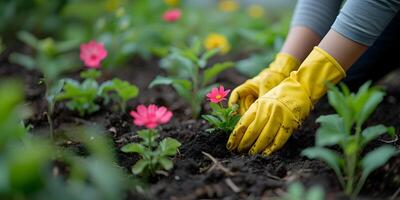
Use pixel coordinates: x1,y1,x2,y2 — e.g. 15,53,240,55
218,0,239,12
164,0,179,6
216,95,222,99
247,4,265,19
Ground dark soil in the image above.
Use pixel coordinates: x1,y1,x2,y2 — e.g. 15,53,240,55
1,57,400,200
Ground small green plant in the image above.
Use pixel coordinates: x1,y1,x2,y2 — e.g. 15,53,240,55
99,78,139,111
302,81,398,199
57,77,100,117
57,69,139,116
121,104,180,178
9,31,79,139
278,182,324,200
202,86,240,132
121,130,181,177
149,39,235,118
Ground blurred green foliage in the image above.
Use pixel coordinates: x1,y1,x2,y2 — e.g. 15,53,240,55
0,80,138,200
3,0,292,73
150,39,234,118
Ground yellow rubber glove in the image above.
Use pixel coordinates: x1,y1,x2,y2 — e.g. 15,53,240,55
227,47,346,156
228,53,299,115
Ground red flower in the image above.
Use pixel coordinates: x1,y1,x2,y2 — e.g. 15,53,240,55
206,85,231,103
80,40,108,68
130,104,173,129
162,9,182,22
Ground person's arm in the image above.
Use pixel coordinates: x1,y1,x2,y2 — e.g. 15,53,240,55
281,0,343,63
319,0,400,70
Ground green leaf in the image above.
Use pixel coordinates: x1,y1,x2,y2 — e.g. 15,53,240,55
287,182,304,199
17,31,39,49
361,125,390,146
202,115,221,126
149,76,191,90
355,88,384,127
159,53,194,79
132,160,149,175
46,79,65,105
109,78,139,102
198,48,220,68
159,138,181,156
315,114,346,146
354,145,398,196
9,53,36,70
159,157,173,170
203,62,234,85
326,83,353,131
361,145,397,179
149,76,192,102
209,103,221,111
138,130,159,148
302,147,345,187
306,186,325,200
80,69,101,80
121,143,145,154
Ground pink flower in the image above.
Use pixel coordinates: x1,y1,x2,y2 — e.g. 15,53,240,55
162,9,182,22
80,40,108,68
130,104,173,129
206,86,231,103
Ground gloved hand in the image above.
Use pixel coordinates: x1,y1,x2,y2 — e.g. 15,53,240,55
228,53,299,115
227,47,346,156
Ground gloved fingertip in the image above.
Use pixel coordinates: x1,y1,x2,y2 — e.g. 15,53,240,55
249,148,257,156
226,142,233,151
262,149,272,157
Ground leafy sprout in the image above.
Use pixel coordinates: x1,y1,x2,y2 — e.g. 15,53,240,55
121,129,181,178
302,81,398,199
149,38,235,118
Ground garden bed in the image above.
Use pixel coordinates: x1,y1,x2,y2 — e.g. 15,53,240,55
2,58,399,200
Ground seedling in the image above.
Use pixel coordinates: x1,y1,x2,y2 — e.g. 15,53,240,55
57,78,100,116
302,81,398,199
9,31,79,139
121,104,180,177
202,86,240,132
99,78,139,111
149,38,235,118
121,129,181,177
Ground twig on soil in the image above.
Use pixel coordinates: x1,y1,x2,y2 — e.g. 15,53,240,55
379,134,398,144
390,186,400,200
225,178,241,193
201,151,235,176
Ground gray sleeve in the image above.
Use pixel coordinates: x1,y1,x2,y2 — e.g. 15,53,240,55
332,0,400,46
291,0,343,37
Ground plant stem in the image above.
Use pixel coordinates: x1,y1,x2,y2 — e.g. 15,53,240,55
45,81,54,140
121,100,126,112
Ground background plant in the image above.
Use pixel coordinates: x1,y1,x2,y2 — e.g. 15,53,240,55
302,82,398,199
150,39,235,118
9,31,80,138
57,69,139,116
99,78,139,111
0,80,134,200
202,86,240,132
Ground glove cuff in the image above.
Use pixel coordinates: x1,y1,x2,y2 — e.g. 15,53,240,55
292,46,346,104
